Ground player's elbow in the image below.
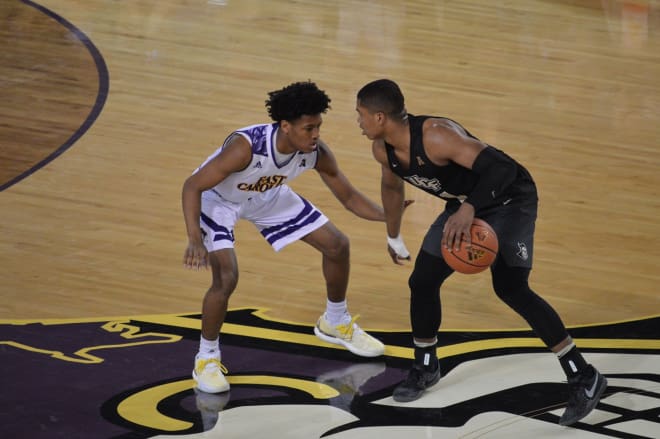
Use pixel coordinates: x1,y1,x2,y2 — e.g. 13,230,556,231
182,175,204,199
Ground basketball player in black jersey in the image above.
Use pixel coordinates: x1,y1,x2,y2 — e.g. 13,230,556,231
355,79,607,426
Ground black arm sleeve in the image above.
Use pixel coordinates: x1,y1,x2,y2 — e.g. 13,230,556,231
464,146,518,210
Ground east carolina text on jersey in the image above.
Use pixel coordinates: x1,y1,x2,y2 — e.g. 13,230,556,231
194,123,318,203
237,175,287,192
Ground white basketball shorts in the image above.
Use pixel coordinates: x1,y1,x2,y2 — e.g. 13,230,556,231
199,185,329,252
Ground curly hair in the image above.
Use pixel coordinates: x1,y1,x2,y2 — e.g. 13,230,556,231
265,81,331,122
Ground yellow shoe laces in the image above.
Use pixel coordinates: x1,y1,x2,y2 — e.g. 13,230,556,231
335,314,360,339
197,357,228,374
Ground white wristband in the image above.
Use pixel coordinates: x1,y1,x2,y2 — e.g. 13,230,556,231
387,234,410,258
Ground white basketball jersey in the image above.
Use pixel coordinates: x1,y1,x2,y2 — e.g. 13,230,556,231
196,123,318,203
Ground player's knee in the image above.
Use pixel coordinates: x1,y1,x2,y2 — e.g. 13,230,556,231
492,263,532,302
495,285,533,310
408,270,434,295
408,251,449,293
492,275,534,310
210,269,238,298
324,229,349,260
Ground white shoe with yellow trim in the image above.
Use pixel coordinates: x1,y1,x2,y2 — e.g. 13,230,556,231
314,314,385,358
193,355,230,393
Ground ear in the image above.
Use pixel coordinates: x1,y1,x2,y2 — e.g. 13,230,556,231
280,120,290,134
376,111,386,125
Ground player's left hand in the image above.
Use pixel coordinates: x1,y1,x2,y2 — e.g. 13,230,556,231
442,203,475,251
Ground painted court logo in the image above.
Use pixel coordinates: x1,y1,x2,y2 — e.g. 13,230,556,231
1,310,659,438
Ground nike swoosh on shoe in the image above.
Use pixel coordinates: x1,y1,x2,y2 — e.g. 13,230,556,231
584,375,600,398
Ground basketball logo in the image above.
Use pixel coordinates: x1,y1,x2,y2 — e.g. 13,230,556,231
441,218,498,274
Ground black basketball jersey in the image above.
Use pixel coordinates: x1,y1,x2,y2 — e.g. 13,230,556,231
384,114,537,211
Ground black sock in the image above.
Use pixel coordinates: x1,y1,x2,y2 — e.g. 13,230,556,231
413,344,438,371
558,345,588,378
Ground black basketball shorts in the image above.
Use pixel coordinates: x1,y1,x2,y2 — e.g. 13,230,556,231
421,201,537,269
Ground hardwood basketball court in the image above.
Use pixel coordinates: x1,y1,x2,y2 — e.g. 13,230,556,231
1,1,659,438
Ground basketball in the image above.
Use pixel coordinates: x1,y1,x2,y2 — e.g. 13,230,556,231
441,218,498,274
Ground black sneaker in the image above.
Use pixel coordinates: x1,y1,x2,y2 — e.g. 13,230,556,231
559,365,608,426
392,363,441,402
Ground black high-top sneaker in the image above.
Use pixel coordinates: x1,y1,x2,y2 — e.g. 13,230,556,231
392,360,441,402
559,365,608,426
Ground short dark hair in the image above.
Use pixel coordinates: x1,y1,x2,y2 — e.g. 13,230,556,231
357,79,406,119
265,81,331,122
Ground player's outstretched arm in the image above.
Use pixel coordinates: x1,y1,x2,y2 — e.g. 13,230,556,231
372,141,411,264
315,140,386,221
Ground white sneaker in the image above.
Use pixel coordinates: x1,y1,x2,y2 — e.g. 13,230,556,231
314,314,385,357
193,356,230,393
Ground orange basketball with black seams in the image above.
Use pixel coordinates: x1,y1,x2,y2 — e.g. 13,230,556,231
441,218,498,274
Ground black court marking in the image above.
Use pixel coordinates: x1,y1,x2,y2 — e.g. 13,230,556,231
0,0,109,191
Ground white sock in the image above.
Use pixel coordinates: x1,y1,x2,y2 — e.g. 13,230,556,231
198,336,220,359
556,341,575,358
414,338,438,348
325,299,349,325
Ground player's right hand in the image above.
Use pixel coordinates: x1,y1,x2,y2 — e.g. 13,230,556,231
183,241,208,270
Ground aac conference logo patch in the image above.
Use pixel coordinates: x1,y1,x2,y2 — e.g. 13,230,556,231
1,309,659,438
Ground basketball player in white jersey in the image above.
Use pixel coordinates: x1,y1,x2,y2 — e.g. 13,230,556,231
182,81,392,394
